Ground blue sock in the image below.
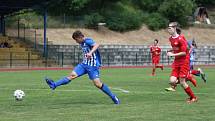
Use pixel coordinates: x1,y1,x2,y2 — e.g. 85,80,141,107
100,84,115,98
54,77,71,87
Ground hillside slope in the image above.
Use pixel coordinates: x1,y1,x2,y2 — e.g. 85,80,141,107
34,25,215,46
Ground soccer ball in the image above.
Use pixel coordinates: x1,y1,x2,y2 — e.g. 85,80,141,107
14,90,25,101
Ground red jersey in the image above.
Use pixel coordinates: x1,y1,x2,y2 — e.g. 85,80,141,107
169,35,190,67
150,45,161,57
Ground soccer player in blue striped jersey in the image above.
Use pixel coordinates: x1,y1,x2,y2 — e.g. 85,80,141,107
45,30,120,104
187,39,207,82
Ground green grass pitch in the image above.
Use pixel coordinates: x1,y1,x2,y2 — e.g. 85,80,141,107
0,67,214,121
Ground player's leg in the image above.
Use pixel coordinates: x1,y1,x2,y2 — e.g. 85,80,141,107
152,63,156,76
155,57,163,70
89,67,120,104
165,68,179,92
190,69,200,76
190,68,207,82
189,60,201,76
179,77,197,103
198,68,207,83
165,76,177,91
186,74,197,87
189,60,194,71
179,66,197,103
45,64,86,90
156,64,164,70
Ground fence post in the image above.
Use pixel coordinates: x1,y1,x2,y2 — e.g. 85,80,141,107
148,51,151,65
45,53,48,67
23,24,25,41
10,52,12,68
167,56,170,65
78,52,80,64
34,29,37,49
17,18,20,38
208,51,211,65
58,52,60,65
73,46,76,65
107,52,110,66
61,52,64,67
28,52,30,68
136,53,137,66
121,52,124,66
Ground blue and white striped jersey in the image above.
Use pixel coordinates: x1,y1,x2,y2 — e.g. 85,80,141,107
187,40,196,61
80,38,101,67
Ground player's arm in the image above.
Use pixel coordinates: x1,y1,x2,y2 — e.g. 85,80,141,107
86,43,99,59
167,51,186,57
166,49,173,56
156,47,161,55
150,46,153,53
89,43,99,55
167,39,187,57
167,49,173,52
155,51,160,55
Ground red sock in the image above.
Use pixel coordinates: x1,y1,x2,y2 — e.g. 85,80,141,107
191,70,200,75
187,74,197,87
184,86,195,99
156,65,163,70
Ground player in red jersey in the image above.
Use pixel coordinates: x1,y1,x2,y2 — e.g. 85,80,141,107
150,39,164,76
165,22,197,103
165,35,206,92
165,36,198,91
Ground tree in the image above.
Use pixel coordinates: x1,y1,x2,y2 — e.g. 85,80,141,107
132,0,165,12
195,0,215,6
159,0,194,26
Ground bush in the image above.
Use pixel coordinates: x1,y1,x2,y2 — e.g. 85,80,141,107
103,2,143,32
159,0,194,26
195,0,215,6
132,0,165,12
84,13,105,28
143,13,168,31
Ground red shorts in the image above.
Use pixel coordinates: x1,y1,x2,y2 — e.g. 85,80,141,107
152,57,160,64
171,63,189,78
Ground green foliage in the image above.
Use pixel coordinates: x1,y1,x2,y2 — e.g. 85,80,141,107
47,0,91,15
195,0,215,6
5,0,215,31
69,0,91,11
103,2,143,32
5,10,43,28
84,13,105,28
143,13,168,31
132,0,165,12
159,0,194,26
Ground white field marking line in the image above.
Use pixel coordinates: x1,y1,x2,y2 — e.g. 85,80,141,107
110,87,130,93
0,87,209,95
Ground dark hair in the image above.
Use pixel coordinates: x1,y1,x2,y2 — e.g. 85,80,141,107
192,39,197,48
176,28,181,35
198,7,209,18
169,22,181,35
72,30,84,39
154,39,159,43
